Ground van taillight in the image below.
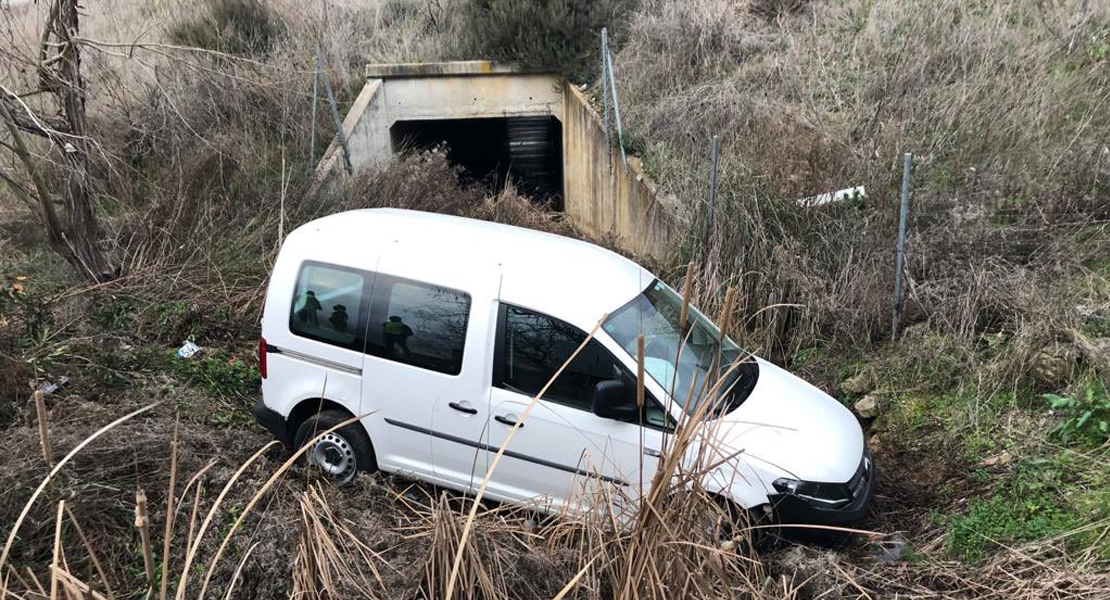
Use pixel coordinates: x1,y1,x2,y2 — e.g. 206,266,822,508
258,337,268,379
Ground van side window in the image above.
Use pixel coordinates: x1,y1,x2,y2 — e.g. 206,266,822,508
365,275,471,376
496,304,672,429
289,263,367,350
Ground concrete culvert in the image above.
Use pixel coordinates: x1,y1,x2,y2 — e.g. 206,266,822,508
313,61,679,259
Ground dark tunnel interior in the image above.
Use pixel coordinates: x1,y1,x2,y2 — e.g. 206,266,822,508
389,116,564,209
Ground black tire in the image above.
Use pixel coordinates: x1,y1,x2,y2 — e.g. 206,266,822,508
743,505,776,550
293,410,376,485
713,496,773,552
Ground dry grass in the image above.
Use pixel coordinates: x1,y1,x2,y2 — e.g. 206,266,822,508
611,0,1110,367
0,354,1106,599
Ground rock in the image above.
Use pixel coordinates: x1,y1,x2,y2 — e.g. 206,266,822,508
1033,343,1078,386
840,372,873,396
869,533,907,564
854,394,881,419
867,433,883,453
977,450,1013,468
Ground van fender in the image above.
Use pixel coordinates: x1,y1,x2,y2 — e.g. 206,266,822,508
702,463,772,511
276,370,362,446
275,372,361,420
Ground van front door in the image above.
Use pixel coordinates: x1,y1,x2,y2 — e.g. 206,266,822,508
483,304,668,514
360,255,499,486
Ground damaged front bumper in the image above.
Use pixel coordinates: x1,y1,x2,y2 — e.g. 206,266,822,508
770,449,877,529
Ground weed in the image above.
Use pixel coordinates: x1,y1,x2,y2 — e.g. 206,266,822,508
1044,380,1110,446
948,493,1082,562
617,131,649,158
947,453,1109,562
170,348,259,406
790,346,820,368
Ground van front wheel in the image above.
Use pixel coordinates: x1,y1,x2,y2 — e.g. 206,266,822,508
293,410,376,485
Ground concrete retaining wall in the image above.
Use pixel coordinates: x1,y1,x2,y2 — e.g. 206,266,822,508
561,86,678,259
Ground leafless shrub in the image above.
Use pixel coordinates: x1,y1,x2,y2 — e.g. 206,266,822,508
169,0,283,58
749,0,811,20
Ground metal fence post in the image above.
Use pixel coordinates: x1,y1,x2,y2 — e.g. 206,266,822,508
308,57,318,176
705,135,719,250
891,152,912,339
603,42,627,172
314,45,353,175
601,28,611,171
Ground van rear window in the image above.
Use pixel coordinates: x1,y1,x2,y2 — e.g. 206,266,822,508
290,263,367,350
365,275,471,376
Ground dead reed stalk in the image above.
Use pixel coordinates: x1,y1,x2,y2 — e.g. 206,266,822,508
49,500,63,600
135,489,155,587
0,401,161,592
159,417,180,600
33,390,53,468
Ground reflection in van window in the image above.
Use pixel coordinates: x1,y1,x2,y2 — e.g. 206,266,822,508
498,305,671,428
603,279,759,415
366,277,470,375
290,264,365,349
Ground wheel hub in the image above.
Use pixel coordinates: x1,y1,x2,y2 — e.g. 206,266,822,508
310,432,356,483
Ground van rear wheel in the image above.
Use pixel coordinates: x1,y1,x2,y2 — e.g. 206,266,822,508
293,410,376,485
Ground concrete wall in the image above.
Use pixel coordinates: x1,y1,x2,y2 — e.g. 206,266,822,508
315,78,388,179
315,63,679,259
561,86,678,259
317,69,562,177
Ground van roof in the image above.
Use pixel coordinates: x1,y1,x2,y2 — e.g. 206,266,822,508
288,208,655,331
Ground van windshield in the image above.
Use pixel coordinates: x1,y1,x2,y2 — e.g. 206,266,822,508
602,280,759,415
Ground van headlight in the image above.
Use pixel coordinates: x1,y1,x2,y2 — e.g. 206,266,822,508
772,478,852,508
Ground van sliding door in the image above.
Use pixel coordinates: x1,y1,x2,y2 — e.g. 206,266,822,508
359,248,501,488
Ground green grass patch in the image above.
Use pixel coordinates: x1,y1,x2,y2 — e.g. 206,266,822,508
947,453,1110,562
170,348,259,406
89,293,251,346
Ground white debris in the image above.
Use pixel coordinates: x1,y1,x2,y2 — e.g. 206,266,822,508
175,340,202,359
796,185,867,208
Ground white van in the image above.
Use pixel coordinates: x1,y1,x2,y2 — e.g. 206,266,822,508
255,208,875,527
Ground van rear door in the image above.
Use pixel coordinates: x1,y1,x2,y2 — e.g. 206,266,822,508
273,261,374,433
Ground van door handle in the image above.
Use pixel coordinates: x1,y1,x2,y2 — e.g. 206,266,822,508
643,448,662,458
448,402,477,415
494,414,521,428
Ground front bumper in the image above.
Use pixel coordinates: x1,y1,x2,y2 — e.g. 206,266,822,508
253,397,289,446
770,450,877,528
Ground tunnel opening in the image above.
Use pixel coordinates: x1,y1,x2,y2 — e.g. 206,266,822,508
390,116,563,210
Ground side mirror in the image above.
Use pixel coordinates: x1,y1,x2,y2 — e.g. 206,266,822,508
593,379,636,420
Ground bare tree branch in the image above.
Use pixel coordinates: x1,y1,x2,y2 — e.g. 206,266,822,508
0,97,77,263
0,0,114,282
0,168,39,211
0,85,72,138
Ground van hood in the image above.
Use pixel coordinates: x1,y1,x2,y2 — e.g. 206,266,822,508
711,359,863,484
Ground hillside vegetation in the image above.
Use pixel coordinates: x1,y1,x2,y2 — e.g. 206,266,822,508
0,0,1108,598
